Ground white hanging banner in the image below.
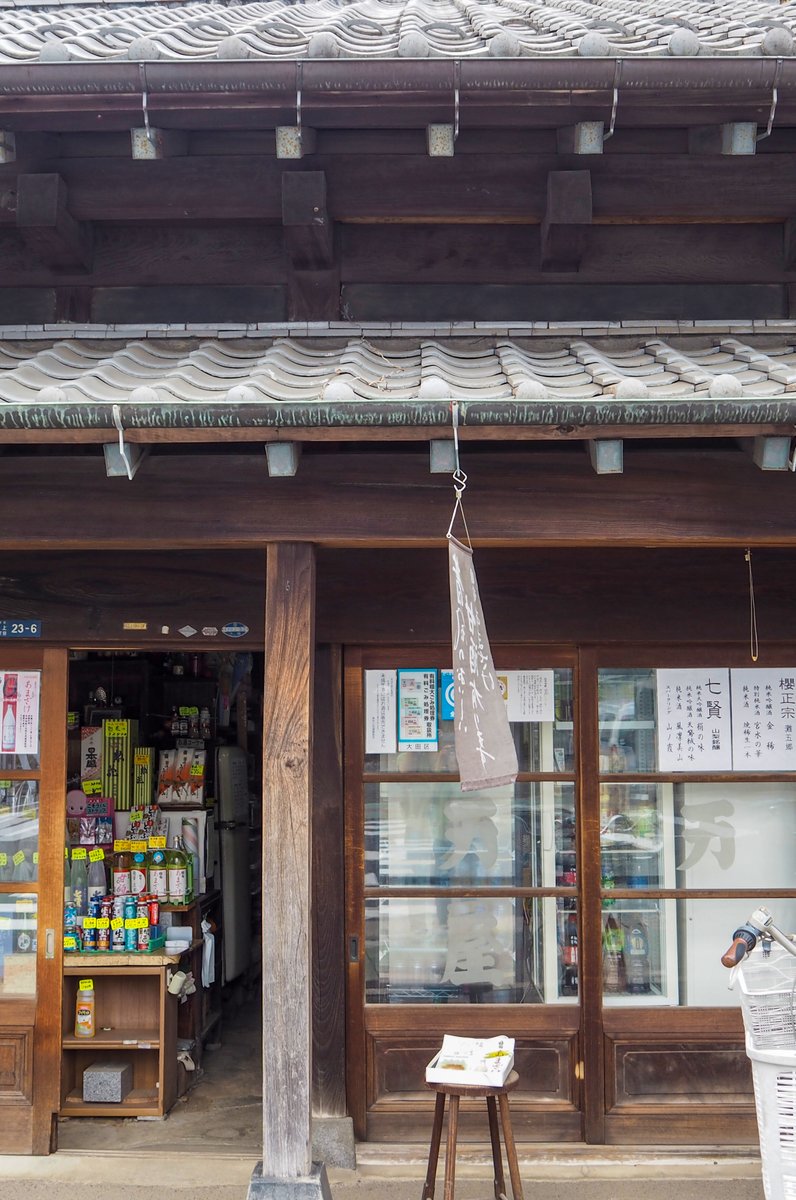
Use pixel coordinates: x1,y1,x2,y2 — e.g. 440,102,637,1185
0,671,40,756
656,668,732,772
730,668,796,771
364,670,397,755
448,537,518,791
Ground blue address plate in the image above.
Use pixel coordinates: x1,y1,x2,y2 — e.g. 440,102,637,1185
0,620,41,638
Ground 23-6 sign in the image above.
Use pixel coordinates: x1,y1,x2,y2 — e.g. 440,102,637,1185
0,621,41,639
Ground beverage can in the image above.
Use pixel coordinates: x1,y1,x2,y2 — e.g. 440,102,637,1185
137,922,151,951
147,897,160,927
64,903,77,930
82,921,97,951
97,920,111,953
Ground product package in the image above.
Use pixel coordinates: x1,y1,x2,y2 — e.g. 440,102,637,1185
426,1035,515,1086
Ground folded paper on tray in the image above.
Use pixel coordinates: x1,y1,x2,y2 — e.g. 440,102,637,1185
426,1034,515,1086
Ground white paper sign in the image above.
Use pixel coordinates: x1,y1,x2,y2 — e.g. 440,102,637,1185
656,668,732,771
397,669,438,752
499,670,555,722
0,671,40,756
731,668,796,771
364,670,397,755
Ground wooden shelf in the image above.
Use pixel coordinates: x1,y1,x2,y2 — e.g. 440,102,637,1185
61,1087,160,1118
63,1028,160,1050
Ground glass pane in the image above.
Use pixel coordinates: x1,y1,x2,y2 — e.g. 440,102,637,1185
601,897,676,1005
673,782,796,890
365,781,574,889
364,668,574,774
600,782,672,890
0,894,37,995
365,896,539,1003
598,668,657,774
0,781,38,882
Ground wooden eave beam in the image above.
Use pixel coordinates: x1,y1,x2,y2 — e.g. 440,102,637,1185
2,154,792,224
540,169,592,270
281,170,339,320
15,172,92,271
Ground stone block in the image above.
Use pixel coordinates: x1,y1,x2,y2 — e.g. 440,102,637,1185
82,1059,133,1103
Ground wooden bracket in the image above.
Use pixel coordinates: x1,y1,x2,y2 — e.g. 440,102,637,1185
15,173,92,272
282,171,339,319
540,171,592,272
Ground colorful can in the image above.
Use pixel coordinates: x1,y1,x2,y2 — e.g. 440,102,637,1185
97,918,111,953
111,917,125,951
64,903,77,930
147,896,159,928
82,919,97,952
124,896,138,950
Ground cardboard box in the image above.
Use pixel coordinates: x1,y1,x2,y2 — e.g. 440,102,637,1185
82,1059,133,1103
80,726,102,783
101,720,139,812
426,1035,514,1087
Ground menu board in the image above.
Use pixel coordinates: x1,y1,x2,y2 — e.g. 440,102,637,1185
656,668,732,771
730,668,796,771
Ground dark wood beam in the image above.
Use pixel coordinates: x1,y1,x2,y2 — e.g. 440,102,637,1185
282,171,339,319
0,450,796,550
540,170,592,270
4,155,796,225
15,173,91,271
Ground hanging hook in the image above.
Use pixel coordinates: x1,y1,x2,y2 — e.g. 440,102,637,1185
603,59,623,141
296,59,303,138
453,59,461,143
446,402,471,545
139,63,154,146
112,403,135,481
757,58,783,142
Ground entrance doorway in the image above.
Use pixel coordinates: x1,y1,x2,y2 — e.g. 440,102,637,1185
56,649,263,1153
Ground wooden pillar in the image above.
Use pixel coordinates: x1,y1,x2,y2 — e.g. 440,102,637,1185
262,542,316,1178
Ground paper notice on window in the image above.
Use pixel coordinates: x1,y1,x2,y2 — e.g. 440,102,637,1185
397,669,438,752
0,671,40,756
731,668,796,771
499,670,555,722
656,668,731,772
365,670,397,755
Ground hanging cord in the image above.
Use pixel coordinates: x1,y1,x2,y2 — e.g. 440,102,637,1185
139,63,154,147
745,548,759,663
445,402,471,547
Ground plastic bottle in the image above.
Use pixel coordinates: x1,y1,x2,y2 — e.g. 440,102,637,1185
625,920,651,994
130,851,148,897
602,916,626,993
74,981,95,1038
561,912,579,996
69,852,88,917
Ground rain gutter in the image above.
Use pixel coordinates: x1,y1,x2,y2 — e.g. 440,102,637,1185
0,57,793,109
0,396,794,435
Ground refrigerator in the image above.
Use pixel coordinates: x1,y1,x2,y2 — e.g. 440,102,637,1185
216,745,252,983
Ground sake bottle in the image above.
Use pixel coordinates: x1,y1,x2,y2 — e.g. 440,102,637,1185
87,854,107,905
166,837,188,905
70,851,88,917
148,847,168,901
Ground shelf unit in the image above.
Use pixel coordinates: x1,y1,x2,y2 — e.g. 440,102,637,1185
61,959,177,1118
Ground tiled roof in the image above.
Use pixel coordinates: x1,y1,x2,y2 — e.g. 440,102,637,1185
1,328,795,405
0,0,794,65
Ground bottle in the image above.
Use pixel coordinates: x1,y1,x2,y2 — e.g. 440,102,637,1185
112,847,132,898
625,920,651,994
561,912,579,996
74,981,95,1038
602,915,625,993
1,703,15,752
166,837,189,905
148,847,168,901
130,851,148,897
69,851,88,917
86,855,106,905
199,707,211,740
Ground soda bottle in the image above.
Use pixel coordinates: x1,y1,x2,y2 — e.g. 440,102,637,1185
166,837,188,905
74,981,95,1038
70,851,88,917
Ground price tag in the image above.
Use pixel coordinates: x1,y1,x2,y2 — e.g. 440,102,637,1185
15,898,33,910
0,854,8,867
104,721,129,738
78,979,94,991
179,706,199,717
130,841,147,854
21,808,36,820
113,840,131,853
148,837,166,850
71,848,87,860
124,917,148,929
33,853,38,865
130,810,143,823
190,764,204,776
82,780,102,796
96,917,110,929
110,917,123,931
0,917,9,928
83,917,97,929
63,935,77,950
12,850,24,866
89,848,105,862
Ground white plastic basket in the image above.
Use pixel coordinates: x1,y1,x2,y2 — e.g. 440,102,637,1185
747,1042,796,1200
737,945,796,1052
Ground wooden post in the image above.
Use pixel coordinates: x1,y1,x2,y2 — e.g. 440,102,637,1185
261,542,316,1180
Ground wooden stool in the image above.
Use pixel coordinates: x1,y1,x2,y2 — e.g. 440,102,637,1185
422,1070,524,1200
